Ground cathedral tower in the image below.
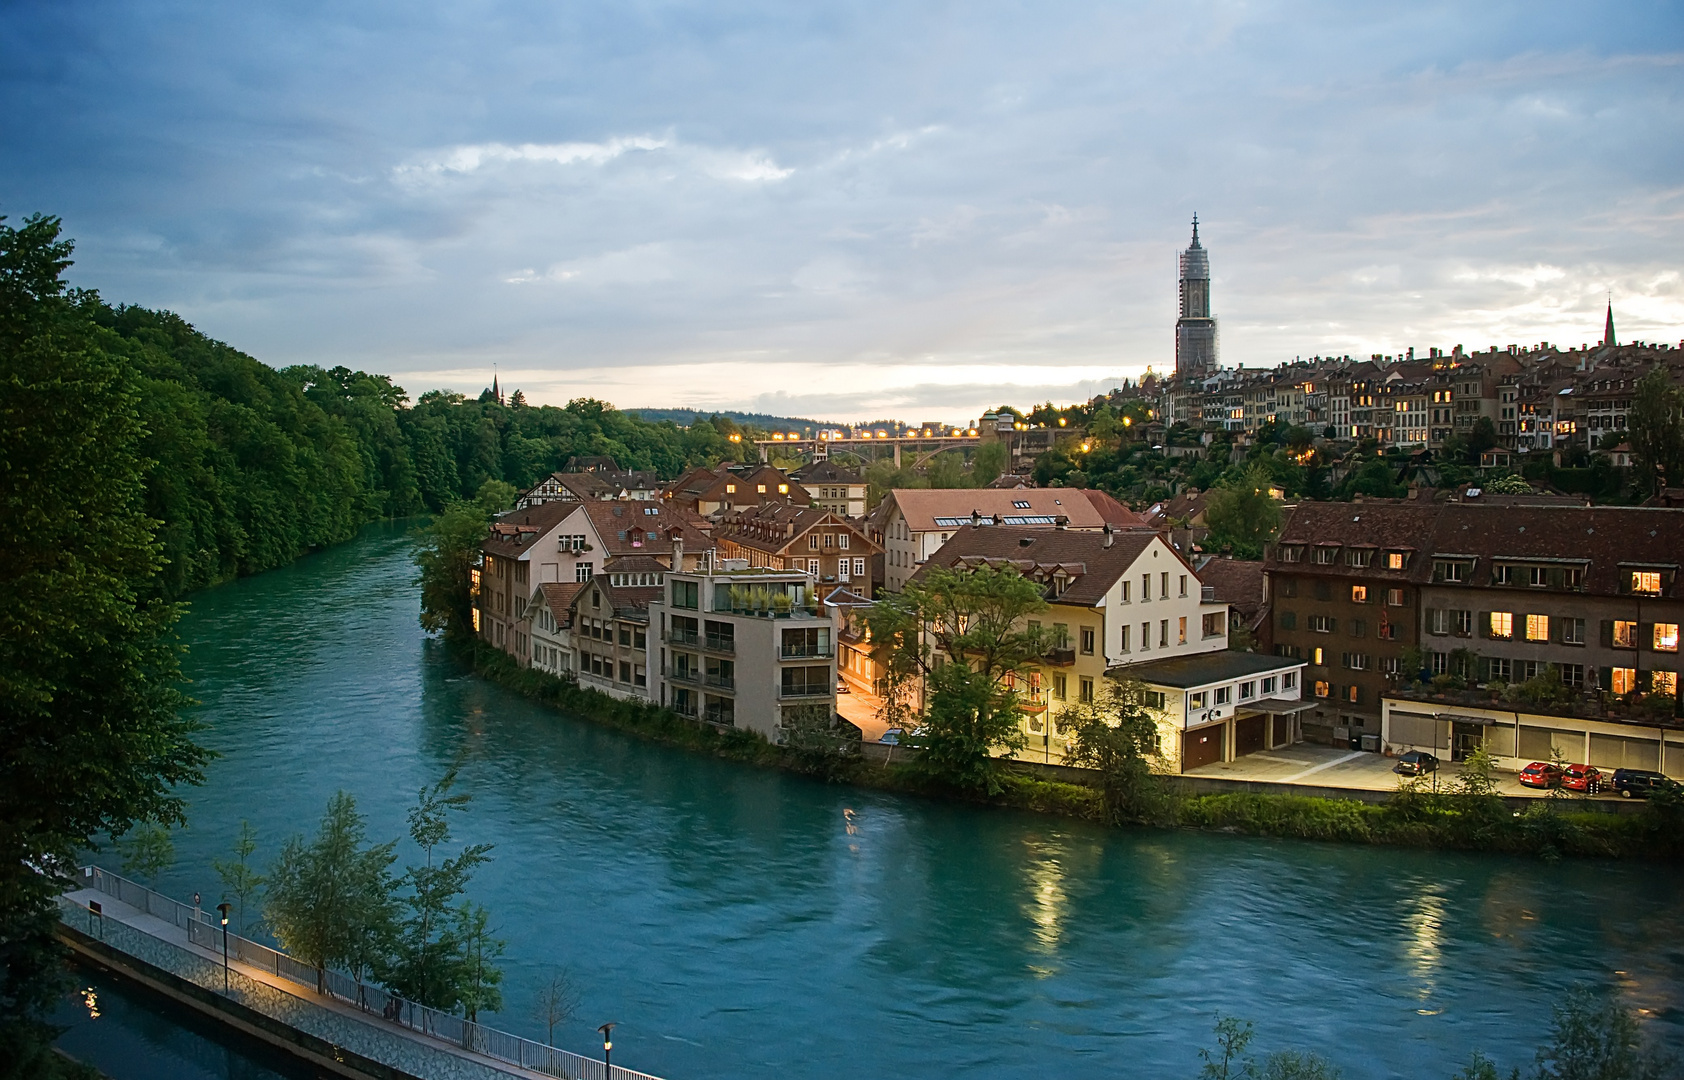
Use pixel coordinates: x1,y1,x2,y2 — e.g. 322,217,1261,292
1175,215,1218,378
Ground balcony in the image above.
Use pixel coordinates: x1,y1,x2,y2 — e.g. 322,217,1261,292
1202,585,1217,603
663,667,701,685
665,629,699,647
779,645,834,660
778,683,832,700
703,674,735,691
703,635,736,654
1043,647,1076,667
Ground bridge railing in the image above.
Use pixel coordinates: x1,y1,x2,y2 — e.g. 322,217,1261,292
71,867,662,1080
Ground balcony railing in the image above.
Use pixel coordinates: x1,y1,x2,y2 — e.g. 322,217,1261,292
778,684,832,699
664,667,701,685
703,635,736,654
780,645,834,659
1044,647,1075,666
1202,585,1217,603
704,674,735,691
665,629,699,646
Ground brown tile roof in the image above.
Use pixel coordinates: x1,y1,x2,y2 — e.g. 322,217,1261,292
581,501,712,558
483,501,578,559
889,488,1110,532
1194,557,1265,618
713,504,879,556
1269,502,1442,583
913,525,1169,607
1079,489,1149,528
536,582,585,625
790,460,863,485
602,554,669,574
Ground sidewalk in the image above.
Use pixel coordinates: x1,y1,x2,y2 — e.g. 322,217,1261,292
59,886,567,1080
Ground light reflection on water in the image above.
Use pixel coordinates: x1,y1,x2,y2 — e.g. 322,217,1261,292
123,522,1684,1080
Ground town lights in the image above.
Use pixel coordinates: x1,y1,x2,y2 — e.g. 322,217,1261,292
728,433,741,443
1080,443,1091,453
1058,418,1067,427
598,1022,618,1077
1123,416,1132,427
216,902,231,991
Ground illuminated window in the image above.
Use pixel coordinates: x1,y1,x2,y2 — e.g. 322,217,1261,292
1656,623,1680,652
1488,612,1513,640
1655,670,1679,695
1351,585,1368,603
1312,647,1325,666
757,484,767,494
1632,571,1662,595
1314,680,1330,698
1611,667,1637,695
778,484,789,494
1614,620,1637,648
1388,552,1405,570
1525,615,1550,642
725,484,736,494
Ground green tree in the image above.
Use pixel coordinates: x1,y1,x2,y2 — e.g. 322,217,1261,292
213,820,264,935
454,902,505,1024
865,562,1052,791
1258,1050,1342,1080
413,479,515,644
383,770,493,1012
1628,367,1684,495
1454,1051,1518,1080
0,213,209,1066
1060,679,1173,824
1532,985,1675,1080
972,441,1009,486
265,792,399,995
117,823,175,886
1204,465,1283,556
1199,1015,1256,1080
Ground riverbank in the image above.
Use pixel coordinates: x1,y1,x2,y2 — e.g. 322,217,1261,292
470,642,1683,862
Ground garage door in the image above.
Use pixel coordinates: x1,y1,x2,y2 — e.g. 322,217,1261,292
1590,733,1660,772
1182,725,1224,771
1235,715,1266,757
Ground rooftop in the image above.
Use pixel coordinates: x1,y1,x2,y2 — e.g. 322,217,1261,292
1110,650,1303,689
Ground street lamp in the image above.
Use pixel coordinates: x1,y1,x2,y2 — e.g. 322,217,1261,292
216,902,231,992
598,1022,618,1079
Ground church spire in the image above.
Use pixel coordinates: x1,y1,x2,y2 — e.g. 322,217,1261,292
1190,213,1201,249
1603,297,1617,348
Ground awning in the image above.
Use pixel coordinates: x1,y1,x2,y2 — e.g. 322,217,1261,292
1434,712,1495,725
1243,698,1315,714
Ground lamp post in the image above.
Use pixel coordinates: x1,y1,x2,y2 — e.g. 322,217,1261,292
598,1022,617,1080
216,903,231,992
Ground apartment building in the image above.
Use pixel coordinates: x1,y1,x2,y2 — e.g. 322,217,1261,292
1264,502,1442,747
916,525,1302,771
647,565,839,742
568,575,658,701
713,504,880,597
665,464,813,516
877,488,1144,592
789,460,868,517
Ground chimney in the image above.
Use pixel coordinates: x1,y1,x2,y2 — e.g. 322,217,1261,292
671,529,684,571
971,509,982,528
1103,524,1114,549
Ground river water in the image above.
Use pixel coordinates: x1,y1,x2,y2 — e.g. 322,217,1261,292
78,523,1684,1078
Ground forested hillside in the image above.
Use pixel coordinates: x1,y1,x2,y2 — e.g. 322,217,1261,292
19,220,754,600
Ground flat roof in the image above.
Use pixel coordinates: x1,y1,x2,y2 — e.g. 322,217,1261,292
1108,650,1304,689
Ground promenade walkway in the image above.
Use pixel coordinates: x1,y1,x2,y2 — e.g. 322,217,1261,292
58,869,655,1080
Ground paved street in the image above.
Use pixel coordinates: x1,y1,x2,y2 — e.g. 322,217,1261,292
1185,745,1620,800
836,676,893,742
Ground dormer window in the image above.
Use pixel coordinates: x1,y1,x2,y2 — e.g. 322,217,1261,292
1012,500,1031,509
1280,545,1304,563
1632,570,1664,595
1387,552,1406,570
1347,548,1372,568
1312,546,1339,565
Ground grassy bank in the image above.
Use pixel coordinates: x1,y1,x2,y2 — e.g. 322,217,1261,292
470,643,1682,862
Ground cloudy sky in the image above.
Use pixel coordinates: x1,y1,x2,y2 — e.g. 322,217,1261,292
3,1,1681,423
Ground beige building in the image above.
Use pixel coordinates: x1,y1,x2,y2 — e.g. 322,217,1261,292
790,460,868,517
648,564,839,742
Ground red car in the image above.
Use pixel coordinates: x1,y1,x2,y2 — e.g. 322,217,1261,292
1519,761,1565,789
1562,764,1604,794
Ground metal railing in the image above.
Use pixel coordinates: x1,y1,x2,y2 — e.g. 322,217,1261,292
67,868,663,1080
664,667,700,685
701,635,735,654
665,629,699,646
779,646,833,659
703,674,735,691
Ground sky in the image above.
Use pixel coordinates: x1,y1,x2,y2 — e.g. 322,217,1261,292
3,1,1682,424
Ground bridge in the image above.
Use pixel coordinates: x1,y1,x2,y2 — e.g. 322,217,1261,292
754,428,984,467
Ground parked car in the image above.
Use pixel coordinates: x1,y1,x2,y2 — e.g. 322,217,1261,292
835,679,850,694
1518,761,1565,789
1393,751,1439,776
1561,763,1604,794
1611,769,1682,799
878,728,903,745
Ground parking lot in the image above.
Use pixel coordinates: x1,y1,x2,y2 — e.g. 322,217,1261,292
1184,744,1620,799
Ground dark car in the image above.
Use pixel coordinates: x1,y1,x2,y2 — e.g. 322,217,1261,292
1393,751,1439,776
1611,769,1681,799
1518,761,1565,789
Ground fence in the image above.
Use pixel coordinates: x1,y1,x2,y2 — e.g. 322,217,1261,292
70,868,663,1080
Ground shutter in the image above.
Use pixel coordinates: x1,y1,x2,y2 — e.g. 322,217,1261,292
1328,618,1338,633
1479,612,1491,639
1601,620,1614,648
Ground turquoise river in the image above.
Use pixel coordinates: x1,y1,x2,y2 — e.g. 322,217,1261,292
61,523,1684,1077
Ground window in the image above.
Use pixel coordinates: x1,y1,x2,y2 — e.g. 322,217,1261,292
1562,617,1585,645
1431,651,1449,675
807,559,820,576
1141,622,1150,650
1386,588,1405,607
1282,671,1297,689
1525,614,1550,642
1178,617,1187,645
671,579,699,609
1053,674,1067,701
823,533,834,548
1613,620,1637,648
1080,677,1095,704
1279,611,1297,630
778,484,789,494
1120,580,1132,603
1488,612,1513,639
1281,546,1303,563
853,557,865,577
1141,575,1151,600
1052,623,1069,647
809,535,819,550
1454,610,1473,636
1308,615,1335,633
619,624,632,646
756,484,767,494
1380,657,1400,675
1312,546,1338,564
1351,585,1368,603
1314,680,1330,698
1529,567,1549,587
1487,657,1511,682
725,484,736,494
1179,574,1188,597
1654,670,1678,695
1142,690,1166,709
1428,609,1449,635
1312,647,1325,666
576,563,594,582
780,665,832,697
1558,663,1584,689
1345,653,1369,671
1345,685,1360,704
1080,627,1096,655
1240,681,1256,700
1347,548,1372,568
1161,572,1169,598
1434,560,1466,583
1564,567,1583,589
1202,611,1225,638
1188,691,1207,710
1159,620,1169,647
1261,676,1278,694
1632,570,1663,595
839,534,849,550
1611,667,1637,695
1388,552,1406,570
619,661,631,683
1657,623,1680,652
1215,686,1231,705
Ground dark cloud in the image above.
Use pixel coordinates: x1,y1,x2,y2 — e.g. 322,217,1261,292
3,0,1680,419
